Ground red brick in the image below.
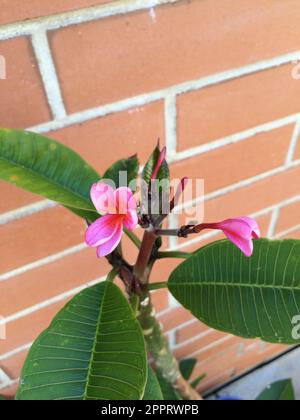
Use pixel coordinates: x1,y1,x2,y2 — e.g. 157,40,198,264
203,166,300,223
150,258,182,283
281,227,300,240
50,102,165,175
196,342,256,377
0,206,84,273
159,307,194,333
1,349,29,380
294,136,300,161
0,287,167,361
176,320,213,345
151,289,169,313
174,330,229,360
0,182,41,215
173,125,293,194
194,342,287,392
0,299,69,354
51,0,300,112
178,65,300,150
0,102,163,214
0,248,110,317
0,37,50,128
276,200,300,234
191,336,243,365
0,0,110,25
0,383,18,399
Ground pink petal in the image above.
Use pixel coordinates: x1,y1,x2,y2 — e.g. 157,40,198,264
239,217,261,239
97,221,123,257
85,214,120,247
217,218,258,257
224,230,254,257
90,182,116,214
114,187,135,215
218,219,253,240
128,195,137,211
123,209,138,231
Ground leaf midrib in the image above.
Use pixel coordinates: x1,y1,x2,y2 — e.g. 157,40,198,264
170,281,300,291
83,282,107,400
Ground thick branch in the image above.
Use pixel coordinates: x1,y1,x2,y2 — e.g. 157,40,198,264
131,230,202,399
138,291,202,400
133,230,157,285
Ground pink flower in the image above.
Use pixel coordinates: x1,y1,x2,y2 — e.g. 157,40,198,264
196,217,261,257
85,182,138,257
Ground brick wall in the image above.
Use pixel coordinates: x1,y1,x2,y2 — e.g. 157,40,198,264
0,0,300,397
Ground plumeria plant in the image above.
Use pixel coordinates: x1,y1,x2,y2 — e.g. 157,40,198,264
0,129,300,401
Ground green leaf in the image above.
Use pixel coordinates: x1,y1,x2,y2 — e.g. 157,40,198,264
191,374,206,389
143,367,163,400
103,155,139,191
0,128,99,212
168,239,300,344
142,146,170,219
0,396,6,400
256,379,295,401
179,359,197,380
142,146,170,185
156,373,182,401
16,281,147,400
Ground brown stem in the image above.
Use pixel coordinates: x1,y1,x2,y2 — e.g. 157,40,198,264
133,230,157,285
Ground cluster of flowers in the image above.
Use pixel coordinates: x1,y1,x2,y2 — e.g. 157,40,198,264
86,147,260,258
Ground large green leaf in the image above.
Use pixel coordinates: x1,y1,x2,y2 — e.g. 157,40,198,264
0,128,99,212
168,239,300,344
103,155,139,191
143,367,163,400
256,379,295,401
16,282,147,400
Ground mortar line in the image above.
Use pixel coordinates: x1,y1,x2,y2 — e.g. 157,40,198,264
275,223,300,239
0,370,13,389
0,200,55,225
25,47,300,135
177,159,300,212
0,243,86,282
164,95,177,160
0,342,33,362
267,207,281,238
174,193,300,251
0,276,106,327
0,0,180,40
173,328,214,351
31,30,66,119
0,378,19,391
186,335,234,359
286,117,300,164
0,369,11,384
173,114,300,163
